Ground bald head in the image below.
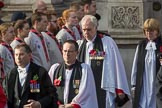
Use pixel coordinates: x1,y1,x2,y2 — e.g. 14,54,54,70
32,0,47,13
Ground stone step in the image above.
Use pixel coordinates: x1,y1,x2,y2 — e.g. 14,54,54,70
2,0,79,21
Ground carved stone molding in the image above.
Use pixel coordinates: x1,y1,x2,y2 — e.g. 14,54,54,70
111,6,140,29
105,2,144,44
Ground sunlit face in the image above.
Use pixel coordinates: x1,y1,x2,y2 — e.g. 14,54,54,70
144,29,158,41
37,15,48,32
15,47,31,68
20,23,30,39
62,42,78,65
66,12,78,26
2,26,15,44
82,21,97,41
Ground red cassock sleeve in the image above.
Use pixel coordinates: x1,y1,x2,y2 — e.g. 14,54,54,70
116,88,124,94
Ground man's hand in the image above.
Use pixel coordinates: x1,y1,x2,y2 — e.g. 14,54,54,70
59,104,65,108
58,104,73,108
131,89,135,99
23,99,41,108
65,104,73,108
117,93,126,99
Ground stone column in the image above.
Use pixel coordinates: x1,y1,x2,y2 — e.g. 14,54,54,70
97,0,144,45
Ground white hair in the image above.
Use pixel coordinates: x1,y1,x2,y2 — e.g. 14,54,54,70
81,15,98,27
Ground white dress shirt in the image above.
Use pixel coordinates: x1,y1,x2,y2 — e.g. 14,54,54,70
17,63,30,86
64,69,73,104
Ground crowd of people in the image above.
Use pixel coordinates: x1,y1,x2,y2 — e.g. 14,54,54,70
0,0,162,108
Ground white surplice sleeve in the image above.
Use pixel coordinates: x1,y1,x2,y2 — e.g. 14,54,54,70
101,36,131,108
131,45,139,86
71,63,98,108
48,63,60,84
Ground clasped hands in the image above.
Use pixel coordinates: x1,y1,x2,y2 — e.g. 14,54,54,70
59,104,74,108
23,99,41,108
117,92,126,99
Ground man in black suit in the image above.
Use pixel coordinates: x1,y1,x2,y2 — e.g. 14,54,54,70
3,43,58,108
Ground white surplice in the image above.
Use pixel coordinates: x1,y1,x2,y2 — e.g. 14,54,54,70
77,36,131,108
24,31,50,71
48,63,98,108
131,41,156,108
10,39,21,50
0,44,15,78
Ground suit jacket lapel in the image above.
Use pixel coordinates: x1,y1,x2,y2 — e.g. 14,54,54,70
7,68,18,102
14,74,20,100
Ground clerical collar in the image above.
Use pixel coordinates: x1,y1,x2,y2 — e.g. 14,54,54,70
146,37,158,43
18,63,30,73
87,34,97,42
145,41,157,50
65,61,77,70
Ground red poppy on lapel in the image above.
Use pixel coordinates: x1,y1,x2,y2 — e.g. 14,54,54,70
89,49,106,60
54,76,62,86
89,49,96,55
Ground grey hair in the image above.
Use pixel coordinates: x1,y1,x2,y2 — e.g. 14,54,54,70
81,15,98,27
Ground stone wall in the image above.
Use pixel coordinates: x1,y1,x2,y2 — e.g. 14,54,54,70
2,0,76,21
97,0,145,45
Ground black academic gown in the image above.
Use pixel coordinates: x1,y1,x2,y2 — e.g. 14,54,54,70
3,62,58,108
156,66,162,108
133,36,162,108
